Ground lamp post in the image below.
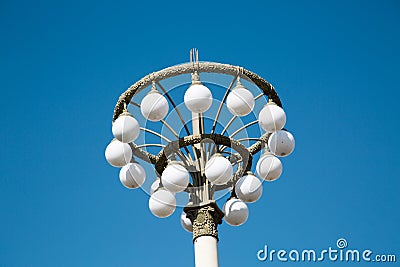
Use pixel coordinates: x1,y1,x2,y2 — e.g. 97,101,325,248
105,49,295,267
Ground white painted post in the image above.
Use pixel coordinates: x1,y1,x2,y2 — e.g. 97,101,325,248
188,59,221,267
194,236,219,267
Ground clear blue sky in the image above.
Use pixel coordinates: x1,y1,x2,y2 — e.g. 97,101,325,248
0,0,399,266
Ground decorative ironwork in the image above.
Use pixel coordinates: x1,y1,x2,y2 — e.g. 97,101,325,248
184,202,224,242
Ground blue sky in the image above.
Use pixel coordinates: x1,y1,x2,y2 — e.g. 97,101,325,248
0,0,399,266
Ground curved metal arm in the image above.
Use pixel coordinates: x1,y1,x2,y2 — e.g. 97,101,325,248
153,134,252,177
156,81,191,136
211,75,238,134
140,127,171,143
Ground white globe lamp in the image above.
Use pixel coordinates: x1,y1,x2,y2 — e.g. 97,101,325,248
161,162,190,193
150,179,161,195
205,154,233,185
184,74,213,113
112,113,140,143
180,212,193,232
226,80,255,116
256,153,283,181
149,189,176,218
119,162,146,189
223,198,249,226
140,91,169,122
105,140,132,167
258,103,286,132
268,130,295,157
235,174,263,203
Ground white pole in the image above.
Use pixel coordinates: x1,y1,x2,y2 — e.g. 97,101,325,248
194,236,219,267
189,66,221,267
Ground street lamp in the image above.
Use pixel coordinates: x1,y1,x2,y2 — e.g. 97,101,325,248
105,48,295,267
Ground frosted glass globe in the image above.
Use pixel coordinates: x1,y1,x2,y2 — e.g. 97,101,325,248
205,155,233,185
258,104,286,132
184,83,213,113
180,212,193,232
119,162,146,189
140,92,169,121
150,179,160,195
223,198,248,226
268,130,295,157
149,189,176,218
105,140,132,167
256,153,282,181
226,87,255,116
112,114,140,143
235,174,263,203
161,162,190,193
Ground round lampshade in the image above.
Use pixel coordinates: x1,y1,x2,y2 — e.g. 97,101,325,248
223,198,249,226
235,174,263,203
105,140,132,167
184,83,212,113
149,189,176,218
119,162,146,189
256,153,283,181
258,103,286,132
150,179,161,195
180,212,193,232
112,114,140,143
140,91,169,122
268,130,295,157
161,162,190,193
226,86,255,116
205,154,233,185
